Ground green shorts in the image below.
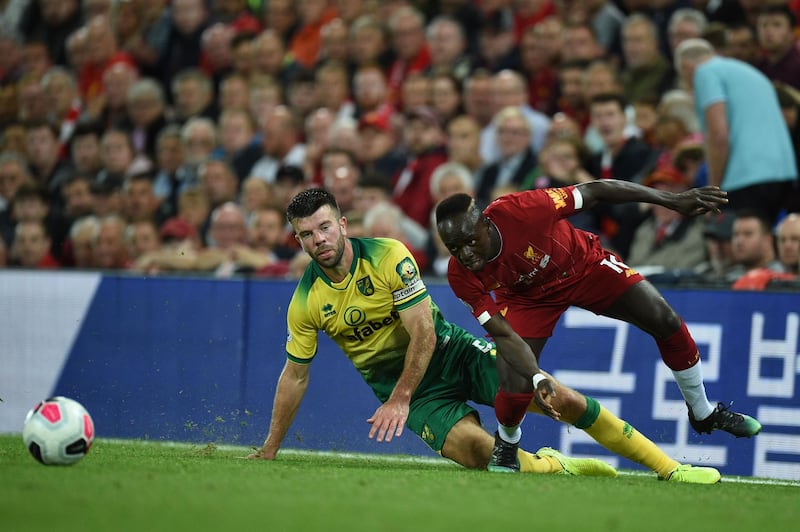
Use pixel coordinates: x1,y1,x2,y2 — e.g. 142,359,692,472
365,324,498,452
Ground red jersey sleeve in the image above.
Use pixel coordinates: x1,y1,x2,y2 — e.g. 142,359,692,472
446,256,501,325
490,186,585,222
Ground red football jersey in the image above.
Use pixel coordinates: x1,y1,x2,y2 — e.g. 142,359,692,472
447,186,606,324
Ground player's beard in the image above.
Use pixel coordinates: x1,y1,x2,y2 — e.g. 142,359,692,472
314,231,346,268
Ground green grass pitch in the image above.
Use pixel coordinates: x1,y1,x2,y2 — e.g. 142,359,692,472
1,434,798,532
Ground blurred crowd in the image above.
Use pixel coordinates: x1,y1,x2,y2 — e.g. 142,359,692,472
0,0,799,290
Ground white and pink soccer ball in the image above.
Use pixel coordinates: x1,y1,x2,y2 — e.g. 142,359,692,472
22,396,95,465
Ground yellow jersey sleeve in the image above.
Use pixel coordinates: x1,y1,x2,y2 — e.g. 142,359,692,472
379,239,429,311
285,268,321,365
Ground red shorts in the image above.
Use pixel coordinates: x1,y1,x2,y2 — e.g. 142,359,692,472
497,251,644,339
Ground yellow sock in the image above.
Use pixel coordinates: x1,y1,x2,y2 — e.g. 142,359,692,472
579,399,679,478
518,449,562,474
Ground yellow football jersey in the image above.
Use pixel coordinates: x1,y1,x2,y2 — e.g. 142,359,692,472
286,238,437,379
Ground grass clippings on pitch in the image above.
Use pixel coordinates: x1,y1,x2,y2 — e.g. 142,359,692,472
0,435,797,532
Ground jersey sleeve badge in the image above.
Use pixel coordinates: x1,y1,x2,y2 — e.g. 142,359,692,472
546,188,569,209
396,257,419,285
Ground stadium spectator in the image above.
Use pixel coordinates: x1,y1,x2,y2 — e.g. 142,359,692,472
124,78,169,161
217,73,249,113
251,29,300,91
216,108,261,181
561,21,606,64
315,60,355,123
121,173,164,224
68,121,104,177
90,180,123,218
247,205,294,260
199,23,235,86
435,181,761,475
261,0,298,42
125,219,162,261
170,68,217,124
387,6,431,107
151,125,185,217
175,187,210,236
40,67,82,157
555,60,590,132
79,15,136,107
586,92,656,258
476,106,538,206
321,148,361,215
444,114,484,179
288,0,337,70
481,70,551,165
462,69,494,129
721,23,758,64
97,128,152,189
25,121,70,194
158,0,210,90
17,0,82,66
349,15,393,71
429,72,464,126
89,62,140,130
0,152,32,218
727,209,783,284
175,117,217,193
475,8,517,72
627,166,708,272
199,159,239,211
60,172,95,221
91,214,130,269
675,38,798,224
523,135,596,191
392,106,448,229
64,215,99,268
251,105,306,185
357,111,405,182
426,16,474,81
754,4,800,90
318,17,350,66
619,14,675,105
776,213,800,275
666,8,708,57
10,220,58,268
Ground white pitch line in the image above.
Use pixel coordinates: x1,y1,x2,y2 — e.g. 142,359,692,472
97,439,800,487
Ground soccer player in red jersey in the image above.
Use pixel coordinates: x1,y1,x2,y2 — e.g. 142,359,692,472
435,179,763,471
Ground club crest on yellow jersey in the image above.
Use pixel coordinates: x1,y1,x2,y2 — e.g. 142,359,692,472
356,275,375,296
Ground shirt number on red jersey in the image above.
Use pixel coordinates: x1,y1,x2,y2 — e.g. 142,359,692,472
600,254,630,274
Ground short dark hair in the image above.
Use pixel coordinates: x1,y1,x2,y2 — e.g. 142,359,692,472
286,188,340,223
759,3,796,28
435,192,473,225
734,207,772,234
589,92,627,111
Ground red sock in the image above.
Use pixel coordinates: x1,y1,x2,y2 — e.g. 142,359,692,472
656,319,700,371
495,389,535,427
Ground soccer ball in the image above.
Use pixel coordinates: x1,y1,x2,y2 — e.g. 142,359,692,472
22,396,95,465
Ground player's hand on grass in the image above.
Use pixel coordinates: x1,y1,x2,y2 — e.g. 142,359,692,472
367,398,409,443
534,378,561,421
246,447,277,460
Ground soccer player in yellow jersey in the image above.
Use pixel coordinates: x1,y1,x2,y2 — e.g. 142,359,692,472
248,189,718,483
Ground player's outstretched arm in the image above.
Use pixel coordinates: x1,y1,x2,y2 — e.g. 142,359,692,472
576,179,728,216
483,313,560,419
248,360,310,460
368,300,436,443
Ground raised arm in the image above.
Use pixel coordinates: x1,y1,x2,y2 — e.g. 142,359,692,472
367,299,436,443
575,179,728,216
249,360,310,459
